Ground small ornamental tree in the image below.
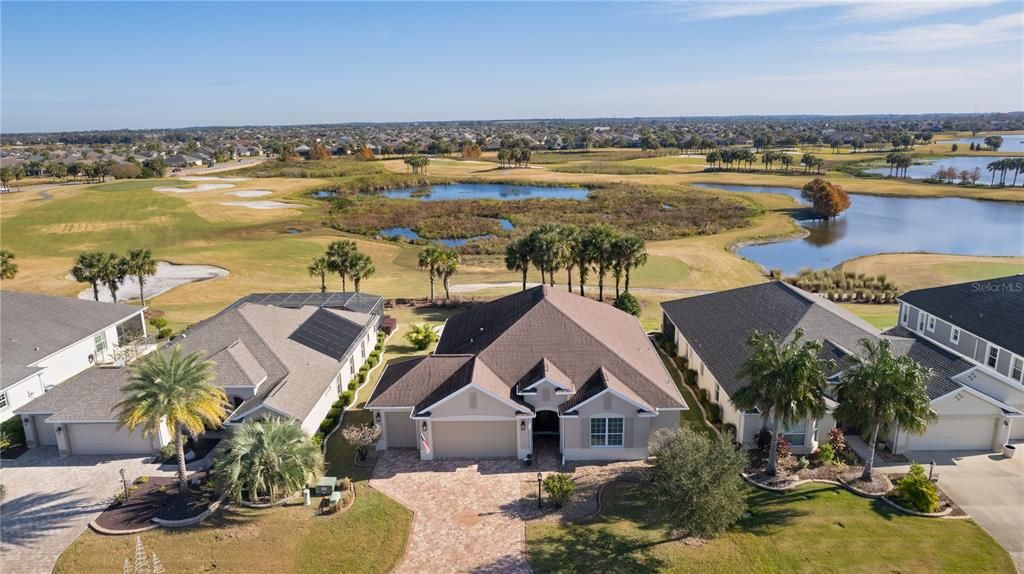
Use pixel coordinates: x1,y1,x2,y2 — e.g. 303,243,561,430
892,463,940,513
613,291,641,316
648,428,747,538
828,426,846,454
341,423,382,461
406,323,439,351
542,473,576,508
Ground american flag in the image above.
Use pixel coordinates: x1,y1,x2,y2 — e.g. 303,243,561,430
420,431,431,454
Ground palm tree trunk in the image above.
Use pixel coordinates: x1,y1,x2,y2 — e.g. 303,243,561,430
521,268,527,291
138,277,147,306
767,411,781,476
428,276,435,302
625,268,632,292
320,275,326,293
92,282,100,302
566,268,573,292
598,271,605,301
578,267,585,296
341,274,347,292
444,276,451,300
861,423,880,481
175,428,188,495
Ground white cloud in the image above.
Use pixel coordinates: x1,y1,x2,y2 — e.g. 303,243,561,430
833,11,1023,50
656,0,1003,22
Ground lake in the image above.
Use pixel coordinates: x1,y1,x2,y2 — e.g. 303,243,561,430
379,219,514,247
949,135,1024,153
379,183,590,201
864,155,1018,182
693,183,1024,274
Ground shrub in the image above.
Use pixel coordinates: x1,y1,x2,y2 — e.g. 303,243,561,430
776,435,792,460
798,456,810,470
683,369,697,387
755,427,772,454
312,432,324,447
0,417,25,447
612,292,641,316
698,388,710,403
135,476,150,484
892,463,940,513
816,443,836,465
723,423,737,441
0,432,10,452
328,406,343,417
159,443,176,461
341,423,382,461
648,428,747,538
319,418,337,434
157,327,173,340
347,380,358,391
406,323,439,350
148,317,168,330
542,473,576,508
340,391,354,407
377,330,387,342
337,477,352,491
359,364,370,376
828,426,846,453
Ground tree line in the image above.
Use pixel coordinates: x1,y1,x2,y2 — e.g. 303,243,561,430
705,149,824,174
307,240,375,293
72,249,157,304
504,224,648,302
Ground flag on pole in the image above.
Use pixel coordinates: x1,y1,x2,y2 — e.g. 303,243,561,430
420,431,431,454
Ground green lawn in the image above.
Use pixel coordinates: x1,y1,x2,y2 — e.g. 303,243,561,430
527,482,1015,574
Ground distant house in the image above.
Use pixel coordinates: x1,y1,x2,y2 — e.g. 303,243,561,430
164,154,203,168
15,292,383,456
2,291,148,445
367,286,687,462
661,281,1022,455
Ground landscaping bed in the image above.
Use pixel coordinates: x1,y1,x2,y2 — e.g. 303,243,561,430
0,443,29,460
94,473,218,532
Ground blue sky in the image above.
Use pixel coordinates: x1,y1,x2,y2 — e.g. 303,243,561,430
2,1,1022,132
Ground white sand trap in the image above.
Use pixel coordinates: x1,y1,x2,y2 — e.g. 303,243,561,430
68,261,228,303
219,200,308,210
225,189,273,197
154,183,237,193
179,176,253,182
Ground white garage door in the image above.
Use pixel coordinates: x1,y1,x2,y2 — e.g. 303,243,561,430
432,421,516,458
67,423,155,455
904,416,996,451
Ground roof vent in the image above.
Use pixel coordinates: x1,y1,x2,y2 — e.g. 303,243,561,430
34,346,40,352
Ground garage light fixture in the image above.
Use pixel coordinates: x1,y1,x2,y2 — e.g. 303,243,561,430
422,421,428,432
520,421,526,431
375,412,381,423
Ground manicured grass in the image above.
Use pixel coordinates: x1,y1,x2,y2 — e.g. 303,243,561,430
843,253,1024,292
527,482,1015,574
842,303,899,330
656,348,713,437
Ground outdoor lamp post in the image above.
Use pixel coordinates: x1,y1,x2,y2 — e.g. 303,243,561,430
536,472,543,509
119,467,129,499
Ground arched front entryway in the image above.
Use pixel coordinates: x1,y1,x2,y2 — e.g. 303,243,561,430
534,410,559,435
532,410,561,463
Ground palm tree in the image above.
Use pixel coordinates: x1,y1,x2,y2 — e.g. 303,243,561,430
326,240,357,291
307,256,330,293
98,252,127,303
612,234,648,294
505,237,533,291
558,226,581,293
436,250,460,300
833,339,935,481
571,229,593,296
215,416,324,504
348,253,375,292
0,249,17,280
418,245,446,301
733,329,832,476
116,346,228,494
583,225,618,301
122,249,157,305
528,224,562,286
71,252,108,301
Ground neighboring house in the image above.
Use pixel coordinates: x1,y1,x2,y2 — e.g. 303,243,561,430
1,291,147,426
163,154,203,168
661,281,1022,455
896,274,1024,443
15,291,383,456
367,286,687,462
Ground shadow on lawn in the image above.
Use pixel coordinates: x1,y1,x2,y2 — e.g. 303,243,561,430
527,524,669,573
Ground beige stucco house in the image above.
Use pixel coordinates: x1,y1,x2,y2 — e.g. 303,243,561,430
367,286,688,462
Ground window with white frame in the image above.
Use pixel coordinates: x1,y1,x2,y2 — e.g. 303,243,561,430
94,332,108,354
349,358,356,376
0,391,8,410
950,327,961,345
715,384,720,402
1012,356,1023,382
926,315,936,332
900,305,909,326
590,417,624,447
917,312,927,332
781,419,806,446
987,345,999,369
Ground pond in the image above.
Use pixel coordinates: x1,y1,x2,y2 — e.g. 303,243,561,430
864,155,1019,182
379,219,515,247
949,135,1024,153
693,183,1024,274
312,190,338,199
379,183,589,201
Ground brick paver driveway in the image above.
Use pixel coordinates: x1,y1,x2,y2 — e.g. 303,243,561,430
0,447,170,574
371,450,535,573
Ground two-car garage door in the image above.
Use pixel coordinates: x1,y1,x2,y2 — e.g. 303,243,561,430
432,421,516,458
903,416,997,451
66,423,156,455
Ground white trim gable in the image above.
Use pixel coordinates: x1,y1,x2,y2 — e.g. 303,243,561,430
522,376,574,393
563,387,654,416
416,382,525,417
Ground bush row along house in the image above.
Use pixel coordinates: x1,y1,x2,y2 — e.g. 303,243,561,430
7,291,382,456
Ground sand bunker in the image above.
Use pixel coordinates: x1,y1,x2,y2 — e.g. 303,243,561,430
153,183,237,193
219,200,307,210
178,176,253,182
69,261,228,303
225,190,273,198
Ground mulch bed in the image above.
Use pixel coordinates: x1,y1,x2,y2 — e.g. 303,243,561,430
0,444,29,460
94,472,217,531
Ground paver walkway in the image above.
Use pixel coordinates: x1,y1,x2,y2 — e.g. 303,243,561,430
371,450,535,573
0,447,171,574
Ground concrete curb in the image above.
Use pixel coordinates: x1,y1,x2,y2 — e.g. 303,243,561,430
88,520,160,535
152,493,227,528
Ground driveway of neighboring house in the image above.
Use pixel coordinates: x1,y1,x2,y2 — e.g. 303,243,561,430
904,448,1024,573
0,447,171,574
371,450,534,574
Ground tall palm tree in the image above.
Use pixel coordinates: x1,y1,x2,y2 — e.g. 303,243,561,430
307,255,330,293
611,234,648,295
418,245,445,301
348,253,375,292
71,251,107,301
0,249,17,280
505,237,533,291
733,329,832,476
116,346,228,494
215,417,324,504
326,240,357,291
528,224,562,286
436,250,460,300
558,226,581,293
834,339,935,481
98,252,127,303
583,225,618,301
122,249,157,305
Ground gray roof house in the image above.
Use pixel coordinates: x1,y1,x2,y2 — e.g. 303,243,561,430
15,292,383,456
661,281,1022,455
367,286,686,462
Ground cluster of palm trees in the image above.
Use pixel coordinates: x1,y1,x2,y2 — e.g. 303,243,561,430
496,145,531,168
883,152,914,178
72,249,157,304
308,240,375,293
986,157,1024,187
735,330,934,480
403,155,429,174
417,245,460,301
704,148,821,174
504,224,647,302
0,249,16,280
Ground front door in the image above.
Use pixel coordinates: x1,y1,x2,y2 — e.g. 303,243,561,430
534,411,559,435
